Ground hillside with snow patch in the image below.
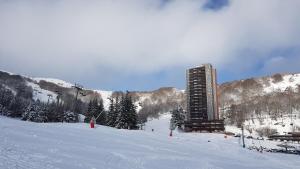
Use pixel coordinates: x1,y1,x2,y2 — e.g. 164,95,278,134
33,78,74,88
263,73,300,93
219,73,300,104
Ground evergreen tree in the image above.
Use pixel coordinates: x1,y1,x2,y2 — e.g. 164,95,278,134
115,94,127,129
106,97,118,127
45,102,64,122
0,85,14,108
95,98,106,125
84,98,106,125
115,92,138,129
84,100,94,123
84,99,98,122
9,97,29,117
127,94,138,129
0,104,9,116
63,111,78,123
21,100,48,122
170,106,185,128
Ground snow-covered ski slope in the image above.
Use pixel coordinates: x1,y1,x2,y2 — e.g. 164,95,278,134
0,116,299,169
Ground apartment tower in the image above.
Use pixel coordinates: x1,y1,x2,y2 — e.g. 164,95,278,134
185,64,219,122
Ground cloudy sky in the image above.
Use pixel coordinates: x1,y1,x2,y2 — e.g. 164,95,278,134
1,0,300,91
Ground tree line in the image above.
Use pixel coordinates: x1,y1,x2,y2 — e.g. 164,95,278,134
0,83,80,123
84,91,140,130
0,84,141,130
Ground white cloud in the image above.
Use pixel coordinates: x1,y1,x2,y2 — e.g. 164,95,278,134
0,0,300,87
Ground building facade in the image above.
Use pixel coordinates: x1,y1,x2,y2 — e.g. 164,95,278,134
186,64,219,122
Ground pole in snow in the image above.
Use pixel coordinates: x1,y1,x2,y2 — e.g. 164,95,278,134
241,125,245,148
169,130,173,137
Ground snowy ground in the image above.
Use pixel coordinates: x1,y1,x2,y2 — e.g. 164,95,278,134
0,116,300,169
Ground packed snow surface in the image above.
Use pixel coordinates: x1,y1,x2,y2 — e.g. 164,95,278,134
0,116,299,169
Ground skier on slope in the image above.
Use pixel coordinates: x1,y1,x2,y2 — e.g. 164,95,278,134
90,116,95,128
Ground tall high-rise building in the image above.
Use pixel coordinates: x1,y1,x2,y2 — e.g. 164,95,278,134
185,64,219,122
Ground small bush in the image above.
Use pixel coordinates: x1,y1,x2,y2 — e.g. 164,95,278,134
272,73,283,83
63,111,78,123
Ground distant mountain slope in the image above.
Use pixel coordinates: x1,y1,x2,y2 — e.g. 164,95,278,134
1,70,300,129
219,73,300,105
218,73,300,135
0,70,185,117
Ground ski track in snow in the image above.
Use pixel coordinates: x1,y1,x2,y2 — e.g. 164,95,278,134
0,116,300,169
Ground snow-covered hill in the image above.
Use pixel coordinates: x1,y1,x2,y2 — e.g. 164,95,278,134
30,76,185,113
1,69,300,136
26,81,58,103
33,78,73,88
218,73,300,135
0,116,299,169
219,73,300,104
0,70,185,115
263,73,300,93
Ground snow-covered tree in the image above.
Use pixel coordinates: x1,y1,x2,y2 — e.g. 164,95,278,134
115,92,138,129
8,97,30,117
115,95,127,129
46,102,64,122
127,94,138,129
21,100,48,122
106,97,118,127
63,111,78,123
170,106,185,128
96,98,106,125
0,104,9,116
0,85,14,108
84,98,106,125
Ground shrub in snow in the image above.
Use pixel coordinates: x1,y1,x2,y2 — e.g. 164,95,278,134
21,101,48,123
63,111,78,123
78,114,86,123
0,104,10,116
272,73,283,83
